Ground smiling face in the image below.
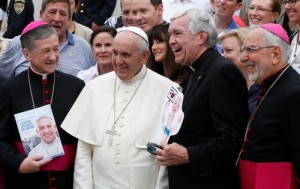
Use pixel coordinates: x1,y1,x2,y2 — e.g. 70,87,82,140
285,0,300,24
131,0,163,33
240,28,274,84
36,117,57,144
152,39,168,63
221,35,248,79
23,34,60,74
40,2,70,42
214,0,242,18
248,0,279,25
92,32,114,67
169,14,203,66
121,0,136,26
172,97,182,113
112,31,149,81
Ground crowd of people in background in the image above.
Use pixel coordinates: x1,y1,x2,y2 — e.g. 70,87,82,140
0,0,300,189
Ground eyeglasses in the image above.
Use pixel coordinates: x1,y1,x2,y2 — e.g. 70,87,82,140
240,46,274,53
248,6,273,14
281,0,299,6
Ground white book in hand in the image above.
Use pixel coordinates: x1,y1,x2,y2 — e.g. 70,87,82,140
14,104,64,159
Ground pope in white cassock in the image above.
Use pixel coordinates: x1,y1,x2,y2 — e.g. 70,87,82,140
61,26,181,189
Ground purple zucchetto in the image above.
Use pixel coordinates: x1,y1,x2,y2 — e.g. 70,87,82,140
21,21,49,37
260,23,290,44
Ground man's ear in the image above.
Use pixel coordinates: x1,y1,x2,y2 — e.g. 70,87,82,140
272,46,281,65
22,49,31,62
198,32,208,45
142,50,151,64
156,4,163,16
236,2,243,11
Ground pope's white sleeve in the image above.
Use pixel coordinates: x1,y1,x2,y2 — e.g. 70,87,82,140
155,165,169,189
73,139,93,189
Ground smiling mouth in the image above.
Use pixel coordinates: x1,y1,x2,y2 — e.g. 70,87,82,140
245,62,255,69
172,48,181,53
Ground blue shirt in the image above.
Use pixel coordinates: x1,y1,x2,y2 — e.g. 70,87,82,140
0,31,94,78
216,19,239,54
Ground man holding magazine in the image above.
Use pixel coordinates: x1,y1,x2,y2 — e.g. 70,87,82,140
0,21,84,189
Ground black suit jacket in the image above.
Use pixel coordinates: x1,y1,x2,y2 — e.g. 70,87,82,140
168,49,249,189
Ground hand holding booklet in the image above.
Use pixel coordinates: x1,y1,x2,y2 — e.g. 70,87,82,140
14,105,64,159
147,86,184,155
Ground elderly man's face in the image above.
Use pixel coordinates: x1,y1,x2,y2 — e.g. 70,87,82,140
23,34,59,74
131,0,163,33
112,32,149,81
240,28,274,84
36,117,57,144
40,2,70,40
169,14,202,66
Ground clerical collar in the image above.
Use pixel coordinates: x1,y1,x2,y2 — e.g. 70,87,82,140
29,67,53,80
189,48,214,72
116,65,147,84
262,64,289,89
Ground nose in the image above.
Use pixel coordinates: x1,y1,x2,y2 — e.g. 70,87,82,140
152,42,157,51
284,2,291,10
113,54,123,65
240,51,248,63
49,50,57,61
134,11,142,22
169,35,175,46
128,12,134,22
100,45,107,53
53,12,62,21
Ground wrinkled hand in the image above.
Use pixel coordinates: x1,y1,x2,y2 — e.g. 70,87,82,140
18,155,52,173
156,142,189,166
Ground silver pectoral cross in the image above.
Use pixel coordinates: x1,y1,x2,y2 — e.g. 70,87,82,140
106,127,117,146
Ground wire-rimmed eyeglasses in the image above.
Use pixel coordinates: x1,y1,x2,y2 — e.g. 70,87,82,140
248,6,273,14
240,46,274,53
281,0,299,6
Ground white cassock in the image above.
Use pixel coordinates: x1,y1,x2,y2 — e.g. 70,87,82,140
61,65,180,189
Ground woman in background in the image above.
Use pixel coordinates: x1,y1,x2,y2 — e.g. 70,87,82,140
149,24,189,88
77,26,117,84
220,28,261,115
247,0,281,25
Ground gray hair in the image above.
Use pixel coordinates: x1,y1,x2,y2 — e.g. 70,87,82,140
250,25,291,61
136,36,149,53
21,25,57,51
170,9,218,48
